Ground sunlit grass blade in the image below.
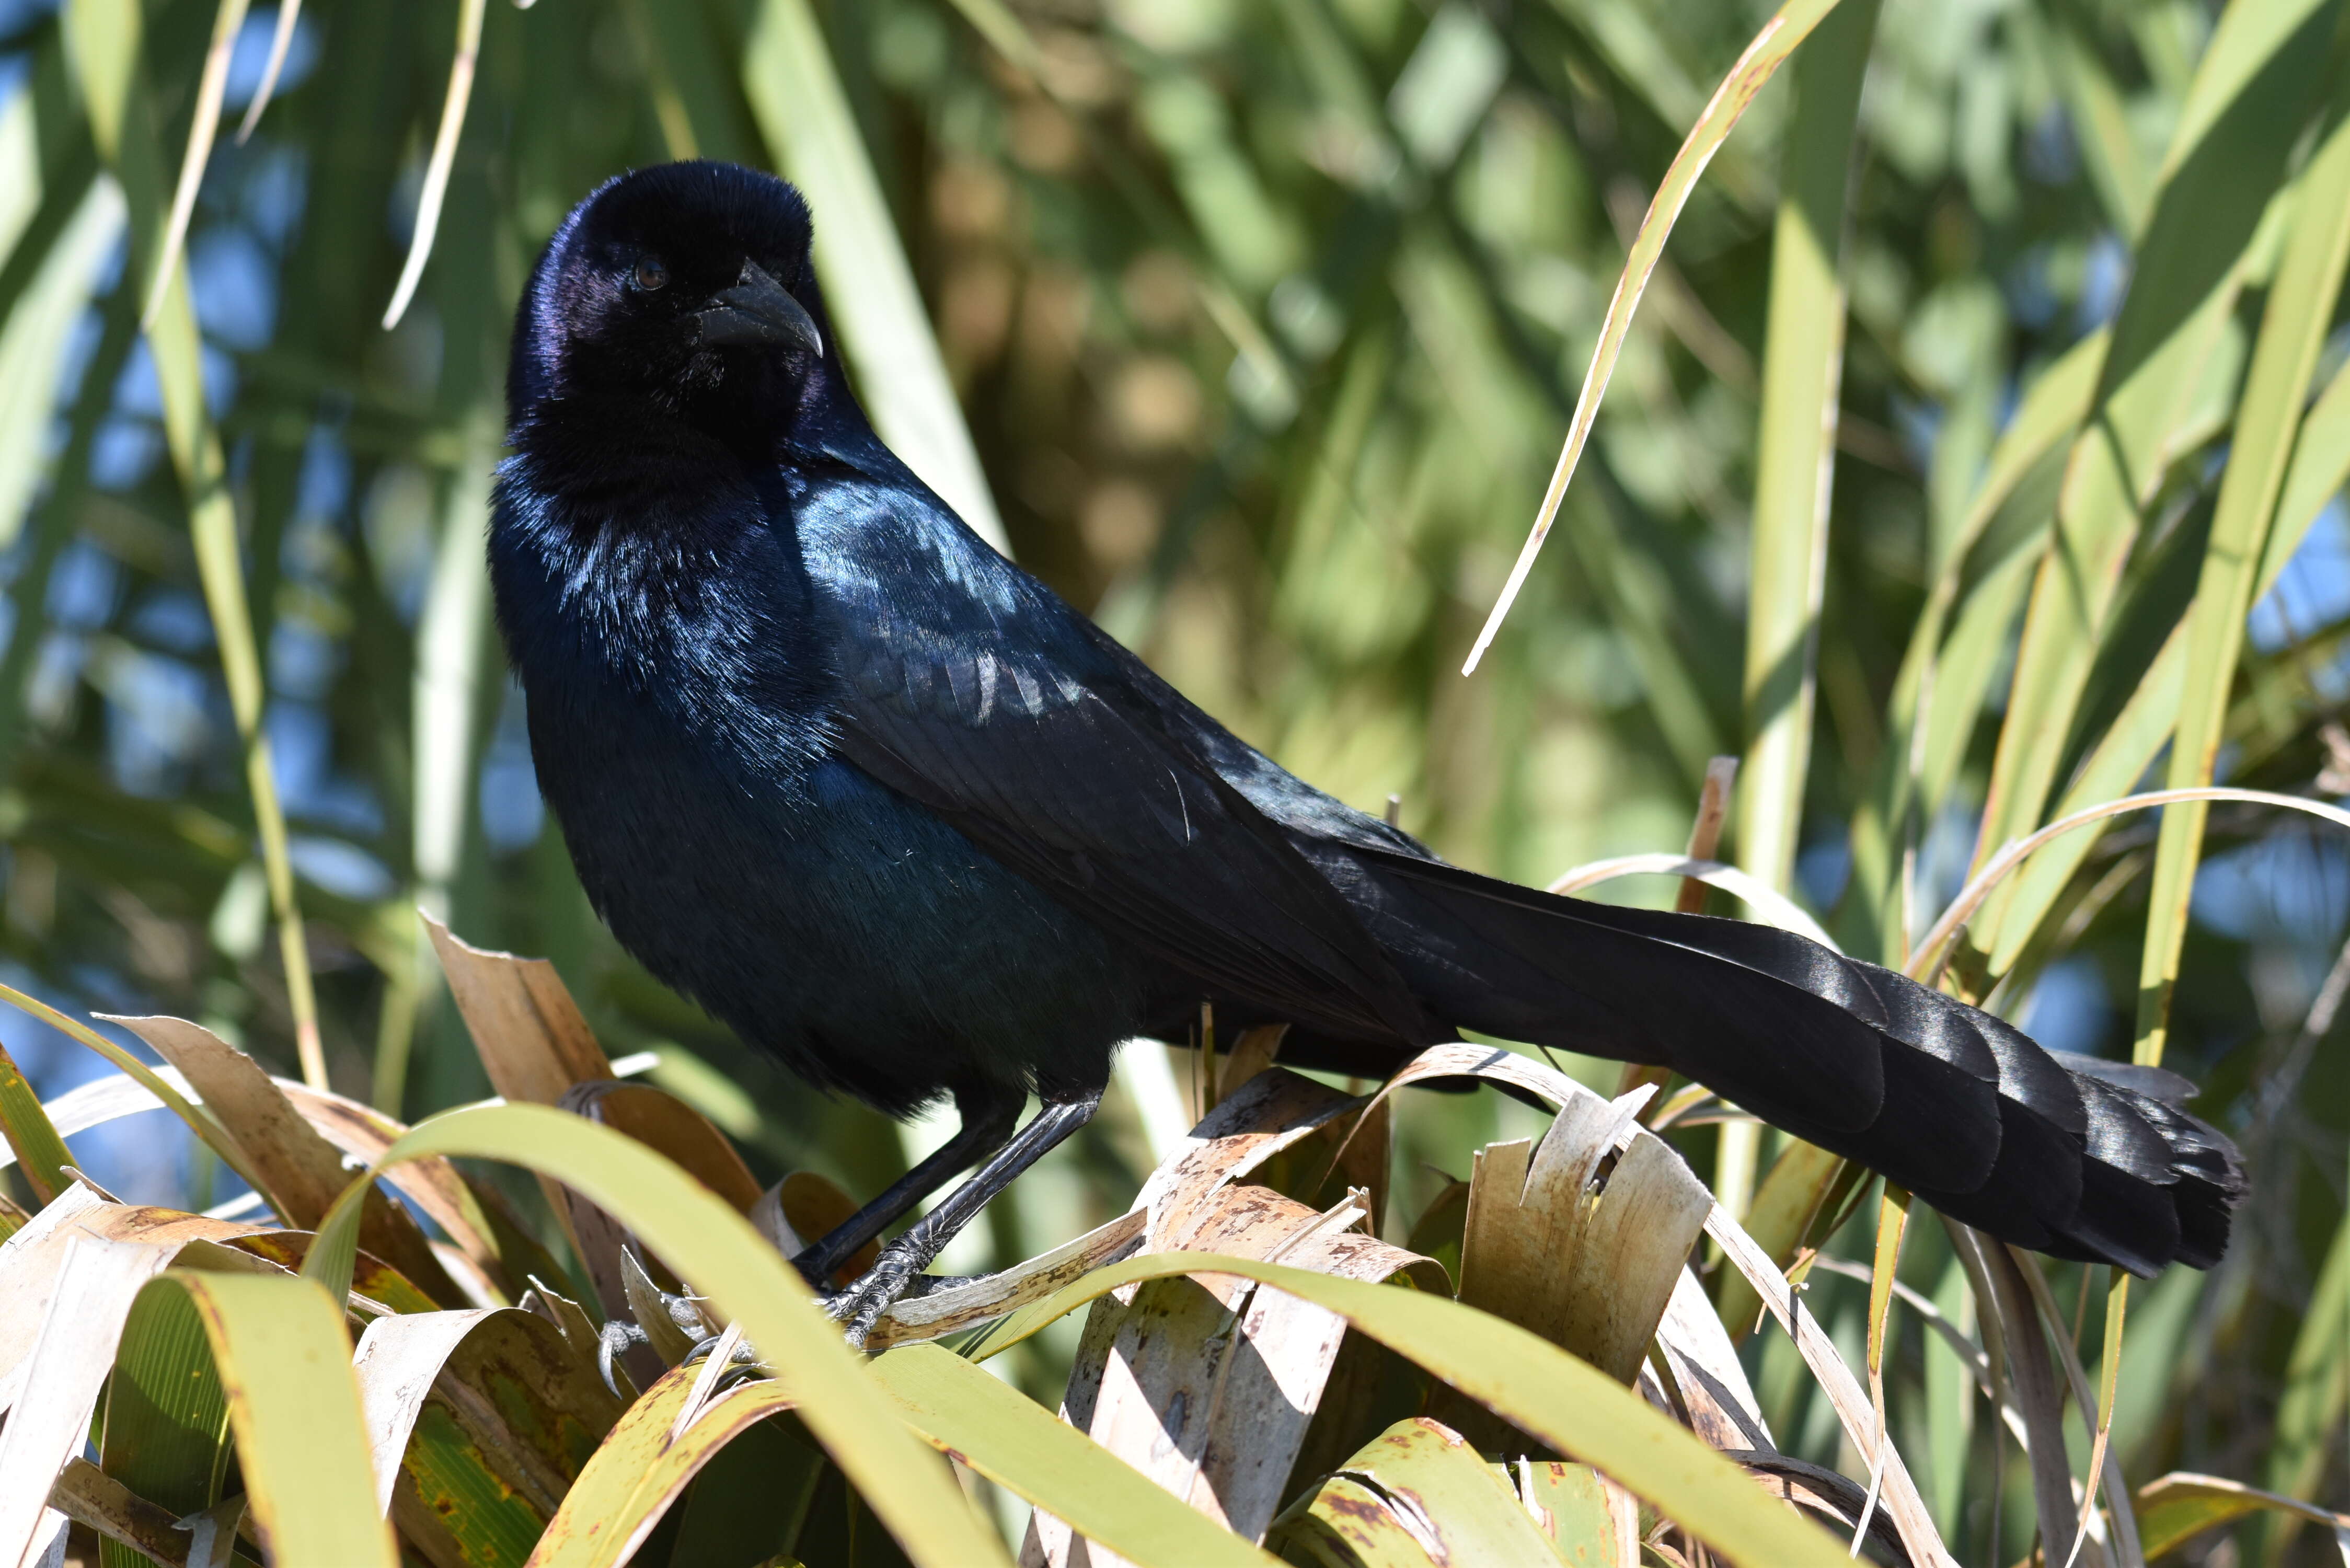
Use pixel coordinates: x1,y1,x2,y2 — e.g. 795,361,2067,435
300,1101,1013,1567
100,1264,237,1563
1706,1192,1950,1566
405,416,501,1103
1851,1185,1910,1550
2135,101,2350,1066
356,1306,622,1560
107,1013,467,1305
1737,0,1876,895
742,0,1009,552
870,1344,1283,1567
1968,0,2334,924
525,1364,811,1567
1911,786,2350,980
0,177,121,556
1980,340,2350,975
1460,0,1851,674
231,0,303,142
1961,1231,2100,1568
140,0,247,329
1711,1139,1845,1344
1725,0,1876,1219
2068,1271,2132,1568
0,983,268,1195
1322,1041,1950,1559
63,0,326,1087
968,1250,1854,1567
1259,1415,1568,1565
381,0,483,330
0,1041,74,1205
2008,1252,2143,1566
1545,852,1834,947
141,1269,398,1566
2143,1473,2350,1560
2054,17,2153,238
2259,350,2350,584
2261,1154,2350,1554
1847,331,2102,958
0,1218,181,1564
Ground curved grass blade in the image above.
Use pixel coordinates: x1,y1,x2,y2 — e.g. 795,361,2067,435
99,1263,237,1561
1543,852,1835,947
381,0,484,329
1910,787,2350,980
355,1307,621,1562
0,984,269,1197
1264,1416,1567,1567
146,1269,398,1566
524,1365,817,1568
47,1456,214,1566
0,1226,186,1564
0,1042,74,1205
1712,1139,1846,1344
0,1054,535,1301
139,0,247,329
1461,0,1851,674
1705,1194,1952,1567
868,1344,1282,1568
2003,1250,2144,1567
1978,338,2350,976
967,1250,1853,1567
231,0,303,142
299,1101,1012,1567
1319,1041,1947,1563
2137,1473,2350,1560
102,1016,459,1305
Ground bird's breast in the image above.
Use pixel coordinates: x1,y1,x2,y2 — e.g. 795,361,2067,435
489,477,836,795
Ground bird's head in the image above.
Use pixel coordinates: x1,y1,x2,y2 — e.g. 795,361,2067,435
509,162,843,451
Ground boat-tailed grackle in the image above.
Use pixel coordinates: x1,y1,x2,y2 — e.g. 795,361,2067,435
492,162,2242,1343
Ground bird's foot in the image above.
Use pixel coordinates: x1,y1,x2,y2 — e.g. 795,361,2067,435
817,1235,935,1351
596,1319,648,1398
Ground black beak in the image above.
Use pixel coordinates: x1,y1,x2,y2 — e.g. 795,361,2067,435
695,260,824,358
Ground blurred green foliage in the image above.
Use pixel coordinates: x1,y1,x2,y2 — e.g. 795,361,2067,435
9,0,2350,1558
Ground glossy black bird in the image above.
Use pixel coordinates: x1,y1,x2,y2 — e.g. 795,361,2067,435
492,162,2243,1339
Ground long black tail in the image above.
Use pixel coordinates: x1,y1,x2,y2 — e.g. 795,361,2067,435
1338,848,2242,1275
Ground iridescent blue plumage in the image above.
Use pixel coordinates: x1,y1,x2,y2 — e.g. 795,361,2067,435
493,162,2241,1333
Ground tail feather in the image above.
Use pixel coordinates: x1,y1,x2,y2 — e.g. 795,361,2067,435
1343,848,2244,1274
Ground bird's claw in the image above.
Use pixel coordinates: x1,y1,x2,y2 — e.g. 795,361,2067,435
596,1319,648,1399
681,1331,761,1368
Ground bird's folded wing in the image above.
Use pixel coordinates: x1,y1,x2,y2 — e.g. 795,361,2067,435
816,566,1432,1047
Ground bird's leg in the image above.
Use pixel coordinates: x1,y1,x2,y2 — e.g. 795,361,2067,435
792,1084,1024,1288
824,1087,1105,1348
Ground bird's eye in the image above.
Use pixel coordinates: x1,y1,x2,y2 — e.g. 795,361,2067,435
631,258,670,292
